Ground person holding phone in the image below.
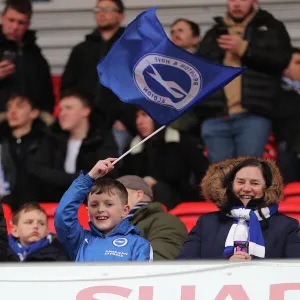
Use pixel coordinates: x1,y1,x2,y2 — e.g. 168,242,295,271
195,0,292,163
0,0,54,119
0,50,16,80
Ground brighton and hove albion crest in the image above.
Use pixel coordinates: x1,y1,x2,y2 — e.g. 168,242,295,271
133,54,202,111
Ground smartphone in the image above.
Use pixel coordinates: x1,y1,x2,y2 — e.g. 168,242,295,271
2,50,16,64
214,17,229,37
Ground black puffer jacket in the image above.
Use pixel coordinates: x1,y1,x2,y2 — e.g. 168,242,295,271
29,114,119,202
7,237,70,262
195,9,292,119
273,82,300,152
0,27,54,113
61,28,137,135
0,118,47,211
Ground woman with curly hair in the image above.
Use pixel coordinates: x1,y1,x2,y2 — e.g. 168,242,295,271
178,157,300,260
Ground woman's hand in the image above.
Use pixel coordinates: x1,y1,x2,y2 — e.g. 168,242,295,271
229,251,252,261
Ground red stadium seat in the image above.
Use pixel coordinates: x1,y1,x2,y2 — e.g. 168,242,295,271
2,203,12,234
51,75,61,118
169,202,218,232
263,133,277,161
279,201,300,223
39,203,58,233
78,204,89,229
40,203,90,234
283,182,300,201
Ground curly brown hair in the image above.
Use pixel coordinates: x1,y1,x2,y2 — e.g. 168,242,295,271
201,157,283,209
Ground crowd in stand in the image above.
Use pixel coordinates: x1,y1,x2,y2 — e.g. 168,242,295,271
0,0,300,263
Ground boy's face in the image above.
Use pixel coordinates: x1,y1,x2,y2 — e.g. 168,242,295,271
7,97,39,129
136,110,154,138
1,8,30,42
284,52,300,81
58,96,90,132
88,190,129,234
170,20,199,51
12,210,49,246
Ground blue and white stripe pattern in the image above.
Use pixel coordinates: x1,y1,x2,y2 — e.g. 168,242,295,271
224,204,278,258
125,201,149,220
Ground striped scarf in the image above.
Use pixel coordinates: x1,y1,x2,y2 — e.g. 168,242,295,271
224,204,278,258
9,233,53,261
125,201,150,220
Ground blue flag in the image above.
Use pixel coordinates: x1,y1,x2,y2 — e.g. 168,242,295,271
97,7,244,125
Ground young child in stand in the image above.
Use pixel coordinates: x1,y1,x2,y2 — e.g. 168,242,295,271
8,202,70,262
54,158,153,262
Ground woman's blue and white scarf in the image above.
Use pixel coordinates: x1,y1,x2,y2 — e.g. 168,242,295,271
223,204,278,258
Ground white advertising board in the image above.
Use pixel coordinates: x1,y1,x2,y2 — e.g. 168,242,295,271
1,261,300,299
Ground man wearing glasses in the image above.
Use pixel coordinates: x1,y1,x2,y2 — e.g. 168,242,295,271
61,1,135,154
61,0,125,111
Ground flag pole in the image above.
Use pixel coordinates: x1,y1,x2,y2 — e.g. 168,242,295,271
112,125,166,166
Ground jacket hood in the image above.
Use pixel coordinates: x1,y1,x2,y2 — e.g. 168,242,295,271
46,112,106,145
130,202,165,224
201,157,283,209
214,9,276,27
0,117,47,141
89,218,140,238
0,26,37,47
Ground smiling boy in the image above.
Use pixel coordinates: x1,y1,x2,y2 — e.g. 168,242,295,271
54,158,153,262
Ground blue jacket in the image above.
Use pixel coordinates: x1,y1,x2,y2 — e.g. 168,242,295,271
54,173,153,262
178,212,300,259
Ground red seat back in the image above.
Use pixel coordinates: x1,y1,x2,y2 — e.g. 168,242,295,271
40,203,90,234
78,204,89,229
2,203,12,234
279,201,300,223
169,202,219,232
51,75,61,118
283,182,300,201
39,203,57,233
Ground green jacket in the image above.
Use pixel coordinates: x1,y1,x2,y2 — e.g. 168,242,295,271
130,202,188,260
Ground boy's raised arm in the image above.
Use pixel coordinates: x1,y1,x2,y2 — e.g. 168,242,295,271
54,158,116,259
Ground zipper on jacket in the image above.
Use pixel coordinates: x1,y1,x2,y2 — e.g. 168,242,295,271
17,45,25,93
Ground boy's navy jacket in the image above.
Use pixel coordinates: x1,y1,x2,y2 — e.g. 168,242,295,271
54,172,153,262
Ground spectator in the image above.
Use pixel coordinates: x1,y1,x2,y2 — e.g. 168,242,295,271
178,157,300,260
7,202,70,262
169,18,202,138
61,0,135,153
120,109,209,210
30,89,119,203
0,202,8,261
0,0,54,120
273,47,300,183
55,158,153,262
170,18,200,54
195,0,292,163
0,93,46,211
117,175,188,260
